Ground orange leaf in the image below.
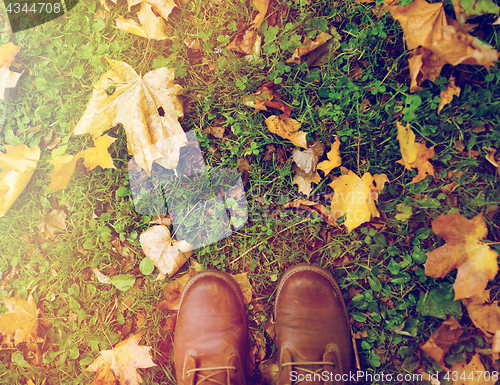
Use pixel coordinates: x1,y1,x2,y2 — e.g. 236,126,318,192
86,332,156,385
424,212,499,300
231,273,253,305
0,295,39,346
420,316,464,369
0,43,19,68
438,76,461,114
159,261,202,311
462,290,500,337
48,153,81,190
451,353,495,384
317,137,341,176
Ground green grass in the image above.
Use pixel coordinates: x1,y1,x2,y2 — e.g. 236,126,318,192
1,0,500,383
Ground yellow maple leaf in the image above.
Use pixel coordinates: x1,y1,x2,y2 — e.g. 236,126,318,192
231,273,253,305
73,59,187,175
115,2,170,40
86,332,156,385
48,153,81,190
81,134,117,171
329,170,386,232
317,136,341,176
265,115,308,149
0,143,40,217
251,0,270,29
462,290,500,337
396,121,435,184
451,354,495,383
0,43,19,68
424,212,499,300
0,294,39,346
438,76,461,114
127,0,176,20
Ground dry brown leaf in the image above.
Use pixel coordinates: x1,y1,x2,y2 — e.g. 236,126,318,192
0,294,39,346
396,121,435,184
237,158,253,173
451,353,495,384
420,316,464,369
242,83,293,116
292,172,321,196
317,136,341,176
485,147,500,176
86,332,156,385
203,126,225,139
73,59,187,175
115,2,170,40
438,76,461,114
81,134,117,171
424,212,498,300
282,199,339,228
286,32,332,64
462,290,500,337
158,261,202,311
37,209,67,241
48,153,81,190
328,170,386,232
227,29,259,55
139,225,193,279
265,115,308,149
387,0,499,91
149,215,172,226
0,143,40,217
231,272,253,305
292,141,324,179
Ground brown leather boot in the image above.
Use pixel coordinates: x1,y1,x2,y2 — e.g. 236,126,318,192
174,270,247,385
275,264,353,385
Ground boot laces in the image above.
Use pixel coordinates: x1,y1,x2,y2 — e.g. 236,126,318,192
186,365,237,385
282,361,336,385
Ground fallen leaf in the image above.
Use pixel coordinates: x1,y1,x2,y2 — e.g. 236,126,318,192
438,76,461,114
237,158,253,172
139,225,193,279
242,83,293,116
115,2,170,40
37,209,67,241
395,202,413,221
231,272,252,305
317,137,341,176
462,290,500,337
203,126,225,139
424,212,499,300
0,295,39,346
48,153,81,190
292,172,321,196
329,170,385,232
492,330,500,359
387,0,500,92
420,316,464,369
265,115,308,149
0,143,40,217
149,214,172,226
451,353,495,384
396,121,435,184
292,141,325,177
286,32,332,64
92,268,112,284
158,261,203,310
81,134,117,171
0,43,19,68
127,0,176,20
485,147,500,176
86,332,156,385
73,59,187,175
452,0,500,24
227,29,259,55
251,0,269,29
282,199,339,228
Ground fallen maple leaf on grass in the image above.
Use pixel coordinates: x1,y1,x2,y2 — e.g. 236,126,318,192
0,295,39,346
48,154,81,190
0,143,40,217
37,209,67,241
86,332,156,385
329,170,388,232
292,173,321,196
452,353,495,384
115,2,171,40
73,59,187,175
317,137,341,176
420,316,464,369
127,0,176,20
265,115,308,149
396,121,435,184
462,290,500,337
81,134,117,171
424,212,499,300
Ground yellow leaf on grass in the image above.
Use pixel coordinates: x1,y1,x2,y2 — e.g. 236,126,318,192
251,0,269,29
81,134,117,171
0,294,39,346
86,332,156,385
115,2,170,40
48,153,81,190
451,354,495,384
232,273,252,305
462,290,500,337
424,212,499,300
317,136,341,176
420,316,464,369
287,32,332,64
329,170,386,232
0,144,40,217
0,43,19,68
292,172,321,196
127,0,176,20
159,261,202,311
139,225,193,279
265,115,308,149
73,59,187,175
396,121,435,184
438,76,461,114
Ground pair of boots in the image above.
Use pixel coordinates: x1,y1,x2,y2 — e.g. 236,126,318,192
173,264,354,385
